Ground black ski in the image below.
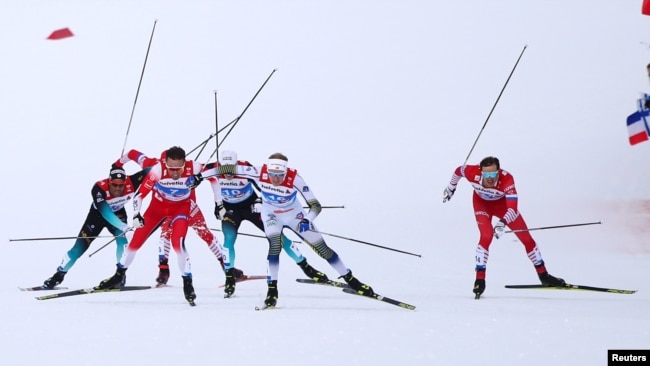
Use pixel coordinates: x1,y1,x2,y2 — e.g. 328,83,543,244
504,284,636,294
296,278,350,288
342,288,416,310
20,286,68,291
35,286,152,300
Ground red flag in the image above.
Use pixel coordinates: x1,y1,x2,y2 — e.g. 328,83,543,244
643,0,650,15
47,28,74,40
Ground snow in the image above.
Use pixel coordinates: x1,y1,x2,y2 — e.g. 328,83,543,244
1,1,649,366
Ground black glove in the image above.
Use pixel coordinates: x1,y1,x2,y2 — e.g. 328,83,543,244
186,173,203,190
133,213,145,228
111,163,121,170
214,202,226,220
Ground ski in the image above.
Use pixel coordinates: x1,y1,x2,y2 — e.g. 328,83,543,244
504,284,636,294
19,286,68,291
35,286,152,300
296,278,350,288
254,304,277,311
341,288,416,310
217,275,267,288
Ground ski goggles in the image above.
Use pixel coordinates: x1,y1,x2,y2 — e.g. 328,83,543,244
268,171,286,178
481,171,498,179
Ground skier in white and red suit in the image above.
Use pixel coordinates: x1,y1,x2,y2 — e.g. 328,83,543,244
443,156,567,298
97,146,209,304
112,148,244,286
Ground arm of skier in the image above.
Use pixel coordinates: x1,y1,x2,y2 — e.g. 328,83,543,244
91,183,129,234
293,174,322,222
112,149,159,169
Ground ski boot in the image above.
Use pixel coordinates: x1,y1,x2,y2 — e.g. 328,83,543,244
264,280,278,307
156,259,170,286
95,266,127,290
539,271,566,287
473,279,486,299
224,268,236,298
182,275,196,305
43,270,66,289
298,259,328,283
341,271,374,296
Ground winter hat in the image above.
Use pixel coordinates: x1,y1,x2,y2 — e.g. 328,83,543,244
220,150,238,166
267,158,287,175
218,150,238,175
109,167,126,180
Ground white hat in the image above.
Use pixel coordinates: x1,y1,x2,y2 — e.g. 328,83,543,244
267,158,287,174
220,150,238,166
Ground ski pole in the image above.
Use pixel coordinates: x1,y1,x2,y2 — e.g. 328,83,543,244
121,19,158,156
316,230,421,258
9,235,120,242
462,45,527,165
208,68,278,160
187,118,238,158
214,89,220,163
506,221,601,234
88,238,117,257
209,227,302,244
304,205,345,209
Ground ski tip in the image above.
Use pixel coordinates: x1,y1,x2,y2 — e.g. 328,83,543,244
255,304,277,311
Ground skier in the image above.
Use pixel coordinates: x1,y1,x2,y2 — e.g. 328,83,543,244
42,167,147,289
442,156,566,298
112,148,244,286
207,152,375,307
204,150,328,298
96,146,210,305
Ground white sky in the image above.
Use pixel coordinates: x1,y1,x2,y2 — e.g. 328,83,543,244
0,1,648,366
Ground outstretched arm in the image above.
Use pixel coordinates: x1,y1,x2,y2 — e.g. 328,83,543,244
113,149,158,169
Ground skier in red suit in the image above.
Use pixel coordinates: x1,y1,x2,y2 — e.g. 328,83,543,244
97,146,208,305
443,156,566,298
112,149,244,286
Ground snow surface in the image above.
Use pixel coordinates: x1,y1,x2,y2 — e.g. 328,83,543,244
1,1,649,366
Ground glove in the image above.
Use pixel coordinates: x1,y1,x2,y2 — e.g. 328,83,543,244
493,220,506,239
186,173,203,190
214,202,226,220
297,218,311,233
111,163,122,170
251,198,262,214
133,213,145,228
443,186,456,203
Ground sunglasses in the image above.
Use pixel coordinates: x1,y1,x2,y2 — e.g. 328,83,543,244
268,171,286,178
481,171,498,179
